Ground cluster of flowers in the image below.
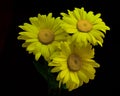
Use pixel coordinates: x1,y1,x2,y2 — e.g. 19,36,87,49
17,7,110,91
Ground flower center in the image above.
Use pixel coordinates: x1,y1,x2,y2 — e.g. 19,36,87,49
38,29,54,45
77,20,93,32
67,54,81,72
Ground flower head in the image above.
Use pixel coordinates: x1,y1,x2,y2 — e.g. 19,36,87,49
61,7,110,46
48,42,100,91
17,13,68,61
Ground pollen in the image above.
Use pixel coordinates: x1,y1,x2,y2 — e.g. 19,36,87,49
67,54,81,72
38,29,55,45
77,20,93,32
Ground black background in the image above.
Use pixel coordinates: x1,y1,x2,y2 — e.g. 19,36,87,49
1,0,113,96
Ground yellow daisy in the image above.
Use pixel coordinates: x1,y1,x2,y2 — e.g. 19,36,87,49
17,13,68,61
48,42,100,91
60,7,110,46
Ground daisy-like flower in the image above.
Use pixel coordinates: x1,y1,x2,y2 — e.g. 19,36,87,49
17,13,68,61
61,7,110,46
48,42,100,91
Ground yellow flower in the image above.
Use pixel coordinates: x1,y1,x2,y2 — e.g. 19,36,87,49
48,42,100,91
60,7,110,46
17,13,68,61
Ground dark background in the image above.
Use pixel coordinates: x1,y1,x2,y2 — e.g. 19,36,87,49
1,0,113,96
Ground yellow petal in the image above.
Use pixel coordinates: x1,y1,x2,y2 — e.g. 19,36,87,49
35,52,41,61
59,69,68,79
58,80,62,88
70,72,79,84
25,39,38,42
41,45,50,60
77,70,89,83
26,42,37,51
23,23,39,33
73,8,81,20
17,35,30,40
29,17,40,29
62,17,77,25
19,32,37,38
67,82,78,91
63,70,70,84
81,68,95,80
68,10,76,20
83,64,96,74
51,67,61,72
22,42,30,48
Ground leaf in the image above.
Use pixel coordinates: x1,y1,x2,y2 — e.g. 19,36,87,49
33,57,59,89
